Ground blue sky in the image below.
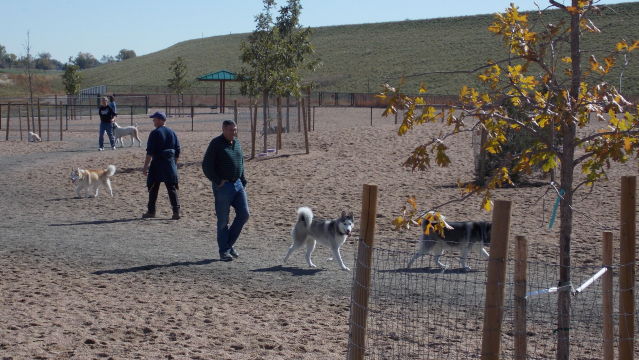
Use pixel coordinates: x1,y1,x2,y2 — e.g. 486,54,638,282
2,0,636,62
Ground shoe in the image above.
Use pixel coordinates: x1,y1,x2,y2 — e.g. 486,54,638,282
98,148,104,151
220,251,233,262
111,146,117,150
141,212,155,219
171,212,181,220
229,248,239,258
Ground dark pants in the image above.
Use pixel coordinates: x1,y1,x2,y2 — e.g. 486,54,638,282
148,182,180,214
213,179,249,255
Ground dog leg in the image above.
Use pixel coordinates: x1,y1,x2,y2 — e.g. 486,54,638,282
283,241,304,263
460,245,472,271
305,239,317,268
106,179,113,197
434,246,448,270
331,247,350,271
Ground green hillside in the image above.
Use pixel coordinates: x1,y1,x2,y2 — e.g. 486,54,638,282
73,2,639,95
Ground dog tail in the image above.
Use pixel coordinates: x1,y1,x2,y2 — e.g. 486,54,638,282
106,165,116,176
297,207,313,227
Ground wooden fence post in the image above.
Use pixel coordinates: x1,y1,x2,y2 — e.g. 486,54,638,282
619,176,635,360
26,103,31,134
348,184,378,360
602,231,614,360
514,235,527,360
18,104,22,141
286,96,290,133
47,106,50,141
191,105,194,132
234,100,238,124
301,99,309,154
481,200,512,360
0,103,2,130
276,97,282,151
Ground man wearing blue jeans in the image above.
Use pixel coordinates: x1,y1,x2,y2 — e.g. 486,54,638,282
202,120,249,261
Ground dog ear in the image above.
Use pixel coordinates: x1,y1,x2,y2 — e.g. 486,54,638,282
348,211,354,219
341,210,346,218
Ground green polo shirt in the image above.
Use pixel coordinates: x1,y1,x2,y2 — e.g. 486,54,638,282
202,134,246,186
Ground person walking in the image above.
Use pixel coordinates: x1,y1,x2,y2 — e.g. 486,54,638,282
142,111,181,220
108,95,118,121
98,96,117,150
202,120,249,261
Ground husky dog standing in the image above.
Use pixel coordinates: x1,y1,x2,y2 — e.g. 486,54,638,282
283,207,354,271
112,122,142,147
407,220,492,270
70,165,116,198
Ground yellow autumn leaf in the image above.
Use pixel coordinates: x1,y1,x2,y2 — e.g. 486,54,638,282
624,137,632,152
407,196,417,210
483,199,493,212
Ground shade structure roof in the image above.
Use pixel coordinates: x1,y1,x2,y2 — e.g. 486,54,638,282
196,70,238,81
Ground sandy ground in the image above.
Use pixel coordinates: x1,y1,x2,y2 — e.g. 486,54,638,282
0,107,637,359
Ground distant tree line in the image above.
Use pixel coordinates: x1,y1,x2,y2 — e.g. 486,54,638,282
0,44,136,70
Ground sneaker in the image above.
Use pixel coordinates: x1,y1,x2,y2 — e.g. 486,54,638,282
111,146,117,150
220,251,233,262
171,212,181,220
229,248,239,258
141,212,155,219
98,148,104,151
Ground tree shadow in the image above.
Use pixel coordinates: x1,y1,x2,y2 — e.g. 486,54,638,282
92,259,217,275
251,265,324,276
49,218,142,226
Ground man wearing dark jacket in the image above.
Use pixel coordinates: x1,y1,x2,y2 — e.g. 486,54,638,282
142,111,181,220
202,120,249,261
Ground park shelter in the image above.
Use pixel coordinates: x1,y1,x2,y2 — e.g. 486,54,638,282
196,70,239,114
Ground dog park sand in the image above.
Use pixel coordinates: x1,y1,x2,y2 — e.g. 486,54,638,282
0,107,636,359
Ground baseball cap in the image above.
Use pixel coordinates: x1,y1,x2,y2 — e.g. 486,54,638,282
149,111,167,121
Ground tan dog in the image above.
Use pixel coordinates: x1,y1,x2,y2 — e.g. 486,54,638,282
70,165,116,198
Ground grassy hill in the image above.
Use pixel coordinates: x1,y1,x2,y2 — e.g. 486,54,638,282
7,2,639,97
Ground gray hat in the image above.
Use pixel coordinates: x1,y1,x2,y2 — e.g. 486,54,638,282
149,111,167,121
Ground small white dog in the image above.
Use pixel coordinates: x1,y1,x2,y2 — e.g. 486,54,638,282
112,122,141,147
283,207,355,271
28,131,42,142
70,165,116,198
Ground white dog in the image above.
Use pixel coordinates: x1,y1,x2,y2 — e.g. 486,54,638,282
70,165,116,198
283,207,354,271
28,131,42,142
112,122,141,147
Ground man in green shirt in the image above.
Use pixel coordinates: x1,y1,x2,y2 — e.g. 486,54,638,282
202,120,249,261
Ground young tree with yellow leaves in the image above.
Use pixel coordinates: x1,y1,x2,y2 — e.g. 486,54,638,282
380,1,638,358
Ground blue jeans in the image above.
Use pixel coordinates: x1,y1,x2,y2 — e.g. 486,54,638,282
99,122,115,148
213,179,249,255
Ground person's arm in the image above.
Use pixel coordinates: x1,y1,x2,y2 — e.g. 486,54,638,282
142,154,152,175
202,139,221,185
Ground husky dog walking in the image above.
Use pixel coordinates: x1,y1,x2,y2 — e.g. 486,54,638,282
407,220,492,270
284,207,354,271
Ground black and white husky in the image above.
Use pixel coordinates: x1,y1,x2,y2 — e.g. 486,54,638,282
407,220,492,270
283,207,354,271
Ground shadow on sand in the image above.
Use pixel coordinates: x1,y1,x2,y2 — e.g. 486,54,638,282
379,267,481,274
49,218,143,226
251,265,324,276
92,259,217,275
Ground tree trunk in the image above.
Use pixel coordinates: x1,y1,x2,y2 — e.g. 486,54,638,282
262,90,269,154
556,2,581,359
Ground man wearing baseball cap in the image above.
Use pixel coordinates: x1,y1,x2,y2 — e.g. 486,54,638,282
142,111,181,219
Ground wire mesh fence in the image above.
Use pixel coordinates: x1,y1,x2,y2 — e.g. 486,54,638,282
352,243,635,359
